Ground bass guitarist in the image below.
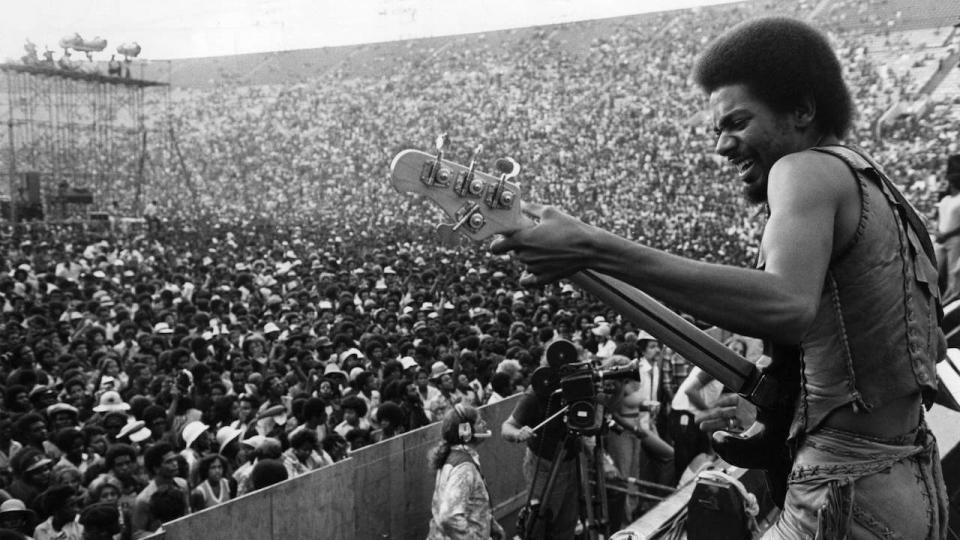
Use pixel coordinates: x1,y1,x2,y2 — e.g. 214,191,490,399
491,17,948,539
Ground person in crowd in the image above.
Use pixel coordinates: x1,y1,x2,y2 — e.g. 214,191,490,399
491,16,947,538
425,362,460,421
78,502,122,540
7,449,52,510
501,371,580,540
280,429,330,478
426,405,503,540
178,421,210,476
33,484,82,540
189,454,232,510
936,154,960,297
249,460,287,492
130,443,189,538
334,396,370,438
0,499,35,538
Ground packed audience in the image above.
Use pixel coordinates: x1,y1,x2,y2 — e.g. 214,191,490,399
0,0,958,537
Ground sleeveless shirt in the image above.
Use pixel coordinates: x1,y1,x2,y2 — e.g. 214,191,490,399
760,145,944,439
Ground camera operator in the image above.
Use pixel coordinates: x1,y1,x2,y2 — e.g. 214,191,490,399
501,372,580,540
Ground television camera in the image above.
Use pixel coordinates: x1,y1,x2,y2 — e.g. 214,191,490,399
532,339,642,434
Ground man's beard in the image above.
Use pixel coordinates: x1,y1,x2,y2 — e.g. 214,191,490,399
743,177,768,205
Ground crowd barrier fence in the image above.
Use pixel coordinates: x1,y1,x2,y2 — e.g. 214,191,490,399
146,395,527,540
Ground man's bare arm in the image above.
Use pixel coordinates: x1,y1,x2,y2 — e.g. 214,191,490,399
492,151,855,343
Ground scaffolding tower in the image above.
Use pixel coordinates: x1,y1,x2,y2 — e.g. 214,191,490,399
0,63,168,222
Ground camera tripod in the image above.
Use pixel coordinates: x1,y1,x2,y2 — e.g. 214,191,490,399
519,411,613,540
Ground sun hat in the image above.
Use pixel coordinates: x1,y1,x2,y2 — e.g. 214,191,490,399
92,391,130,413
117,419,152,443
216,426,244,453
240,434,265,449
181,420,209,449
429,361,453,380
348,367,366,383
338,348,363,363
323,363,347,378
23,452,54,474
152,322,174,335
592,323,611,338
46,402,79,418
399,356,418,370
0,499,35,522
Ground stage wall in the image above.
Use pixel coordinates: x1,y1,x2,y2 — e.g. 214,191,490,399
144,395,527,540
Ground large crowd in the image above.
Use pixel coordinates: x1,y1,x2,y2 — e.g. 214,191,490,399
1,0,958,538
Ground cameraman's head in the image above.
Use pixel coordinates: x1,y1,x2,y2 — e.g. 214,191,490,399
636,331,660,361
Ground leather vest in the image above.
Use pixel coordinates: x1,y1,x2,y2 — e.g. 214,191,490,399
774,146,943,438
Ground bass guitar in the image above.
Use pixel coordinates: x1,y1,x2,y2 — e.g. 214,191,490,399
389,140,797,499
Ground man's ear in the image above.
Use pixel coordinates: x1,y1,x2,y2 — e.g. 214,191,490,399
795,97,816,130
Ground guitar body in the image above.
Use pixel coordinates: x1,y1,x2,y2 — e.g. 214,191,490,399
712,344,800,506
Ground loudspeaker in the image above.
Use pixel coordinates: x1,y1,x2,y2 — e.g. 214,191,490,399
687,477,751,540
23,172,40,204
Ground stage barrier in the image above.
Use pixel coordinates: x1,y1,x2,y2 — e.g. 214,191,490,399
145,395,527,540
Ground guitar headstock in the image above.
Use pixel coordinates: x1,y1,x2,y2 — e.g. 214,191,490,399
390,138,528,244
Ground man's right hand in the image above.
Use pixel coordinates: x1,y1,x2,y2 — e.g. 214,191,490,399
513,426,535,443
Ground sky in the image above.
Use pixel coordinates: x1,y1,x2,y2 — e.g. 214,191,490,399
1,0,738,62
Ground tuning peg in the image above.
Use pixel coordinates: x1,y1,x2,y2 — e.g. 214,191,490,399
435,133,450,154
468,144,483,173
421,133,452,187
495,157,521,182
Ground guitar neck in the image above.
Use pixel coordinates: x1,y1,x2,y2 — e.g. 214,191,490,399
569,270,779,409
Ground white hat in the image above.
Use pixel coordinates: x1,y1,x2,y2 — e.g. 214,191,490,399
263,322,281,334
338,348,363,363
152,322,174,335
636,330,657,342
181,421,209,449
348,367,365,382
429,361,453,380
324,363,347,377
592,323,611,338
400,356,418,370
240,434,265,449
118,419,152,443
216,426,244,453
93,391,130,413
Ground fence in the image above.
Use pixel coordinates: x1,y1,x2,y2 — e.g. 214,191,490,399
148,395,527,540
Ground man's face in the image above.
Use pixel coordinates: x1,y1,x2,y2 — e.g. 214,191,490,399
158,451,180,478
29,420,48,443
104,417,125,439
112,454,134,479
710,83,801,204
642,341,661,360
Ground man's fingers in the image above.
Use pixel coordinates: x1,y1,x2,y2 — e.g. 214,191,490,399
713,393,740,407
489,235,514,255
521,202,547,220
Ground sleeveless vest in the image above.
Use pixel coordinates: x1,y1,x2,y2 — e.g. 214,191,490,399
767,145,944,438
